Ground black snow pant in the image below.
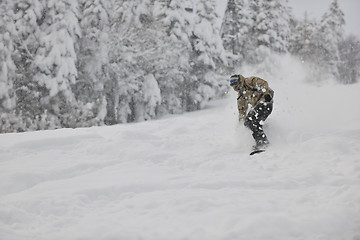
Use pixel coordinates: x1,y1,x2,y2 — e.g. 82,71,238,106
244,102,273,147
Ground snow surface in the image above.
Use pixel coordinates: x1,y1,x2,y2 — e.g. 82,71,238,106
1,68,360,239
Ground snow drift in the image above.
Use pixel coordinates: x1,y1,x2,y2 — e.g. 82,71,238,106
1,56,360,240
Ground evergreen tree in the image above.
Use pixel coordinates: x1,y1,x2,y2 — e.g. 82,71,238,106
33,0,82,127
271,0,291,53
134,73,161,121
338,35,360,84
76,0,113,125
192,0,226,71
317,0,345,80
221,0,250,66
153,0,193,115
248,0,291,63
288,13,316,60
12,0,45,120
187,0,226,110
289,15,329,82
160,0,192,43
108,0,164,123
0,1,16,114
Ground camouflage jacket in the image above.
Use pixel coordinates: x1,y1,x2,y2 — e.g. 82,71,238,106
234,75,273,121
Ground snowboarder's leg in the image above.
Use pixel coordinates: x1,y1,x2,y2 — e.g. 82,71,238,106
244,102,273,148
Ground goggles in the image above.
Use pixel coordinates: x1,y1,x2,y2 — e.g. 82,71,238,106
230,76,239,86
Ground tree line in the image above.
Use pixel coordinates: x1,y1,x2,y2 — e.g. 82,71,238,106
222,0,360,83
0,0,359,133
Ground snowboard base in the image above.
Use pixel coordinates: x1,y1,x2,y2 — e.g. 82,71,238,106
249,149,265,155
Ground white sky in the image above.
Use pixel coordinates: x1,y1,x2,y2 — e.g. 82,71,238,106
216,0,360,38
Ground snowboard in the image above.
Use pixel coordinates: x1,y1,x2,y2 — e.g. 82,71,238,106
249,149,265,155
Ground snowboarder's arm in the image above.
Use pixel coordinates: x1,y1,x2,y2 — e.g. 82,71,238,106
250,77,270,93
237,97,248,121
250,77,273,102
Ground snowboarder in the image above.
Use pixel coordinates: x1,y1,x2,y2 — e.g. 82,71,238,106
230,74,274,153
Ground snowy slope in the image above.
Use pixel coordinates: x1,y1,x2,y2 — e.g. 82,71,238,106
1,65,360,239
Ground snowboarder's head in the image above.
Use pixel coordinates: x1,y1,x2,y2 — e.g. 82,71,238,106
230,75,239,87
230,74,245,89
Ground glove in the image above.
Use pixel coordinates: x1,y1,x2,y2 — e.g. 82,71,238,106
264,94,272,102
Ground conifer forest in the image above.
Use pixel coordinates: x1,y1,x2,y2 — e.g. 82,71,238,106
0,0,359,133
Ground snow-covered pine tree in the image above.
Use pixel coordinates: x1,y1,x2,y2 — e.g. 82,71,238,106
248,0,291,63
159,0,192,43
222,0,240,58
107,0,141,123
77,0,113,126
221,0,251,66
289,14,328,82
191,0,226,72
153,0,193,115
108,0,165,123
187,0,226,110
317,0,345,81
338,35,360,84
271,0,291,53
288,13,316,60
137,73,161,121
12,0,45,123
33,0,82,127
246,0,261,63
105,0,133,124
0,1,17,132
